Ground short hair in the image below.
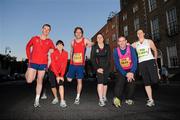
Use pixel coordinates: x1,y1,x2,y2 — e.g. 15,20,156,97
118,35,126,41
74,27,84,34
56,40,64,46
42,24,51,30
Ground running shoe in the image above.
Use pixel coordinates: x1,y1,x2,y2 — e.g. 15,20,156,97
103,96,108,103
41,93,47,99
34,100,40,108
99,99,106,107
51,98,59,104
74,98,80,105
125,99,134,105
146,99,155,107
113,97,121,108
60,100,67,108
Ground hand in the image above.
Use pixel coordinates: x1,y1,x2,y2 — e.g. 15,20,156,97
49,49,54,53
59,77,64,82
97,68,103,74
126,72,135,82
56,77,61,83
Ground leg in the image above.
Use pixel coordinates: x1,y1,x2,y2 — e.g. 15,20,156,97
59,85,64,101
25,68,37,83
97,84,103,99
66,65,75,82
113,73,125,107
77,79,82,97
126,81,136,100
97,73,104,100
114,73,125,99
51,87,58,98
36,70,46,100
145,85,153,100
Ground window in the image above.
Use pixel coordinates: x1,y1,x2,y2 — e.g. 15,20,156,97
134,17,140,31
106,27,109,33
166,45,179,68
148,0,157,12
105,38,109,44
123,13,127,21
150,17,160,41
112,34,116,41
166,7,178,36
123,26,128,37
112,24,115,29
133,4,138,13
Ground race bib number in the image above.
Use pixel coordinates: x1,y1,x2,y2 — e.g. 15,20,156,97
137,48,149,58
119,58,131,68
73,53,83,63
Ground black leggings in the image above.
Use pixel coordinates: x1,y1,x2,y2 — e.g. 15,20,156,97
114,72,135,100
48,69,64,88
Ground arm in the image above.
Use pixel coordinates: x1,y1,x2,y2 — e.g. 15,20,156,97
113,49,127,76
50,53,60,77
70,41,74,60
131,42,136,49
60,52,68,77
26,37,33,62
130,46,138,73
91,46,100,71
85,38,94,47
149,40,158,60
105,45,111,70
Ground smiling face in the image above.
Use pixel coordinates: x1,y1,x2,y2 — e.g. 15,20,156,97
42,25,51,36
74,29,83,39
137,30,145,42
97,34,104,44
117,37,127,49
57,43,64,51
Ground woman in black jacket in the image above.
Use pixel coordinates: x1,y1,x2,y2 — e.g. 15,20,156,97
91,33,111,107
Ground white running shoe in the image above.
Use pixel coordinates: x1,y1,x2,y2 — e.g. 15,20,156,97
146,99,155,107
74,98,80,105
98,99,106,107
34,100,40,107
103,96,108,102
125,99,134,105
41,93,47,99
60,101,67,108
51,98,59,104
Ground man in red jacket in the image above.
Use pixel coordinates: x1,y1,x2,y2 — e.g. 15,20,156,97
48,40,68,108
25,24,55,107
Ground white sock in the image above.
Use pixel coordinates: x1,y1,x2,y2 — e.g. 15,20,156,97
35,95,40,102
100,97,103,101
149,98,153,101
76,94,80,99
61,100,65,103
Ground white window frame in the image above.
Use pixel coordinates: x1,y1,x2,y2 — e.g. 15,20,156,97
123,13,127,21
134,17,140,31
166,45,179,68
148,0,157,12
133,4,138,13
150,17,160,41
166,7,178,36
123,25,128,37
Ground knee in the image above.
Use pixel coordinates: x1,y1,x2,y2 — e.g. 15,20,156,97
26,77,34,83
67,78,72,82
58,80,64,86
26,79,33,84
36,78,43,85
